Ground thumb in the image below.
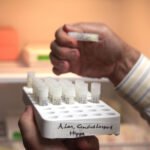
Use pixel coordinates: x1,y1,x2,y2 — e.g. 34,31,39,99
63,136,100,150
76,136,100,150
18,106,40,149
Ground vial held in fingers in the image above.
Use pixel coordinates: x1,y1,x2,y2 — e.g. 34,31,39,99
68,32,99,42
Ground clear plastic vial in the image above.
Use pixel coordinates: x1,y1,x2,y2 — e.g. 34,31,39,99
68,32,99,42
63,84,75,104
27,72,35,87
32,78,44,102
75,80,85,100
44,78,57,102
91,82,101,103
38,86,49,106
60,79,73,101
51,82,62,105
76,82,88,104
32,78,39,100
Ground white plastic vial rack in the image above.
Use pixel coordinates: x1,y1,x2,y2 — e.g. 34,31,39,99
23,73,120,139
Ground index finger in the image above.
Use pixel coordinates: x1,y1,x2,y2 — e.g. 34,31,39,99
55,25,78,48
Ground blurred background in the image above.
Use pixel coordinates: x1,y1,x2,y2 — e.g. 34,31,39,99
0,0,150,149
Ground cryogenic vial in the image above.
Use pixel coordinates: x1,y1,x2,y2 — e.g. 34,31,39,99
50,81,62,105
63,83,75,104
68,32,99,42
91,82,101,103
76,82,88,104
38,86,49,106
27,72,35,87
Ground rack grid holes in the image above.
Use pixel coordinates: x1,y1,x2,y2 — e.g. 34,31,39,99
79,114,88,117
58,106,66,109
71,106,79,109
74,109,83,113
44,108,52,111
59,110,69,113
93,113,102,116
63,115,73,118
50,115,59,119
85,105,92,108
102,108,110,111
97,104,105,107
88,109,97,112
106,112,116,116
47,111,55,114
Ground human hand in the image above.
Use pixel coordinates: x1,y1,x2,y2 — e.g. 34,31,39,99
50,22,140,85
18,106,99,150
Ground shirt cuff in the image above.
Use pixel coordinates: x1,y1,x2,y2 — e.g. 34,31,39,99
115,54,150,120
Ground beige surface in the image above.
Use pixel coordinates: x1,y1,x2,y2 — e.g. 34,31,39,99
0,61,107,84
1,0,150,57
0,61,53,83
99,124,150,144
0,61,53,74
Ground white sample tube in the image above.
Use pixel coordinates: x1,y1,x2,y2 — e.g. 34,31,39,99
44,77,57,86
38,86,49,106
27,72,35,87
68,32,99,42
32,78,39,100
44,78,57,102
76,82,88,104
75,80,84,87
75,80,85,101
50,81,62,105
63,83,75,104
59,79,73,101
32,78,44,102
91,82,101,103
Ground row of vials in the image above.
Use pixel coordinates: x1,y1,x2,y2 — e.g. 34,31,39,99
27,72,101,106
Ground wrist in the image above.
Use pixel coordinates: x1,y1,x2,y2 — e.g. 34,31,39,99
109,45,141,86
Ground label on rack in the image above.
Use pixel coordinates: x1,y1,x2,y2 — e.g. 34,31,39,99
56,122,115,138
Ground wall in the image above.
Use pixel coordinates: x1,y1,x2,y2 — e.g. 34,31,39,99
120,0,150,56
0,0,150,56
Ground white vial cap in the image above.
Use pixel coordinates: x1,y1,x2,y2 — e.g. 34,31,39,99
60,79,72,101
63,83,75,104
75,80,84,89
32,78,45,101
75,80,84,86
38,86,49,98
68,32,99,42
27,72,35,87
38,86,49,106
91,82,101,103
59,79,72,87
44,78,57,86
51,82,62,105
51,83,62,98
76,83,88,104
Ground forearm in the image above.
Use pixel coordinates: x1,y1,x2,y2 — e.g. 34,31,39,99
114,53,150,123
110,45,140,86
